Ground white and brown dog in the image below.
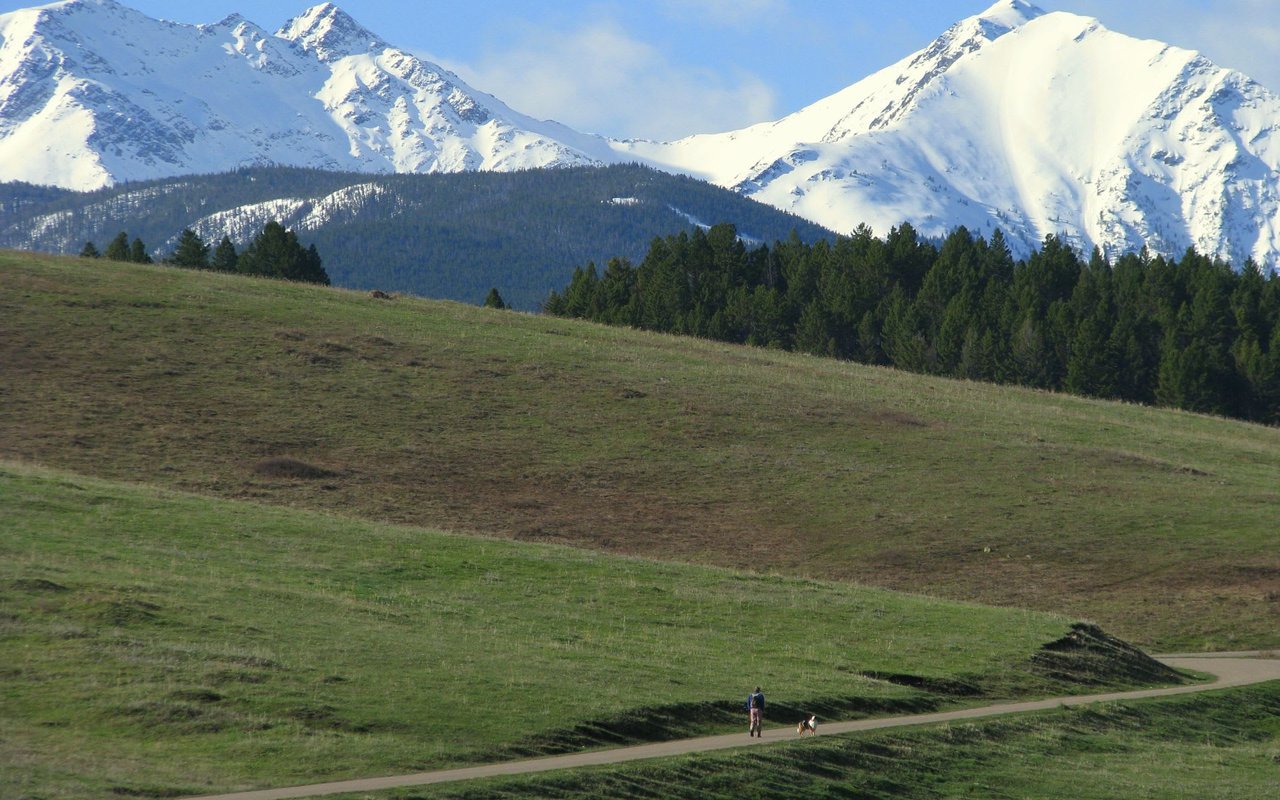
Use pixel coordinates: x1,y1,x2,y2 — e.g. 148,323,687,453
797,715,817,736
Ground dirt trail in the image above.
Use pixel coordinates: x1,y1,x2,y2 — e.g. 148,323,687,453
183,652,1280,800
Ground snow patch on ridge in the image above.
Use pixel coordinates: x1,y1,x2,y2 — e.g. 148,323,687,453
178,180,391,249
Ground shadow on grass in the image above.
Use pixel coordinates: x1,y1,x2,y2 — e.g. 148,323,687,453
472,623,1186,763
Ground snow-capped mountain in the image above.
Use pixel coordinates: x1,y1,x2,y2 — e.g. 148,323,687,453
620,0,1280,268
0,0,620,189
3,0,1280,268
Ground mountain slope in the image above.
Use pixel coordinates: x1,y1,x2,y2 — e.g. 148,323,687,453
0,164,835,308
620,0,1280,268
0,0,620,189
3,0,1280,269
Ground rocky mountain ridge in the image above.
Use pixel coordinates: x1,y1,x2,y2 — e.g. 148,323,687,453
2,0,1279,268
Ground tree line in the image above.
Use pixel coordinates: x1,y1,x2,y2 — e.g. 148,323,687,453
545,222,1280,424
79,221,328,285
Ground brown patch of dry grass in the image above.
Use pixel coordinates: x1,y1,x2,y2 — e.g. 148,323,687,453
251,457,338,480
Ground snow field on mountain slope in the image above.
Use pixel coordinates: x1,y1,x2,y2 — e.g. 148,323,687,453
943,13,1191,244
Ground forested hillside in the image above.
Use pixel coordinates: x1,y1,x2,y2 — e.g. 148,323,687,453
0,165,832,309
548,223,1280,424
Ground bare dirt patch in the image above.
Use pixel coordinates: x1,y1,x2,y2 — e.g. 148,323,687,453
251,457,338,480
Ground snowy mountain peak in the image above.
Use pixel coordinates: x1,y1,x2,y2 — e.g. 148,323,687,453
0,0,620,189
278,3,385,61
2,0,1280,271
870,0,1046,133
976,0,1045,30
618,1,1280,271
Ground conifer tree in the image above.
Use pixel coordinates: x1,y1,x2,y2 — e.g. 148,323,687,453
299,243,328,285
560,262,600,318
1260,324,1280,423
237,221,328,285
483,288,507,309
79,241,100,258
794,299,835,356
856,308,885,364
1010,315,1051,388
542,289,565,316
171,228,210,269
129,237,152,264
210,235,238,272
597,257,639,326
882,285,930,371
105,231,130,261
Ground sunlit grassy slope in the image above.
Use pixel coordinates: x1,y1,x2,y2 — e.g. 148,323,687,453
3,251,1278,650
376,686,1280,800
3,461,1094,798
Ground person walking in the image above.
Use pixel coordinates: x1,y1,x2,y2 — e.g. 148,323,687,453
746,686,765,737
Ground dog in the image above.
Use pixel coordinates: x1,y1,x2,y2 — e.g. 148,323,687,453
797,715,817,736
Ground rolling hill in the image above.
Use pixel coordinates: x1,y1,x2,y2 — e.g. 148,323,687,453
3,250,1277,651
5,249,1279,797
4,459,1125,798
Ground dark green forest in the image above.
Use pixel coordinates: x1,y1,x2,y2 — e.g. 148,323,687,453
547,223,1280,424
0,164,831,309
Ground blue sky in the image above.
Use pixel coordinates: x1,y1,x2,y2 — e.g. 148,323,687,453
5,1,1279,139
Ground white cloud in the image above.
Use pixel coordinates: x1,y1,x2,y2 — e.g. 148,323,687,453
445,18,778,140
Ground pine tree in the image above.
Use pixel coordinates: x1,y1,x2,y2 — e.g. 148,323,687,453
1260,324,1280,423
105,232,130,261
542,289,565,316
597,257,638,326
210,236,238,272
794,299,835,356
1064,314,1117,398
1010,315,1051,388
856,308,885,364
129,237,152,264
746,286,787,348
882,286,930,371
935,295,976,375
79,241,100,258
237,221,328,284
483,288,507,309
298,243,328,285
560,263,600,319
171,228,210,269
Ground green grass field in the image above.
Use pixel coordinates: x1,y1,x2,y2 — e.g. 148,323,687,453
3,251,1278,798
364,685,1280,799
2,461,1119,798
3,252,1277,650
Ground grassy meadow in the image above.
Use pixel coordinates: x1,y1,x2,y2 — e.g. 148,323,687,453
3,252,1277,650
3,251,1279,798
360,684,1280,799
2,460,1099,798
